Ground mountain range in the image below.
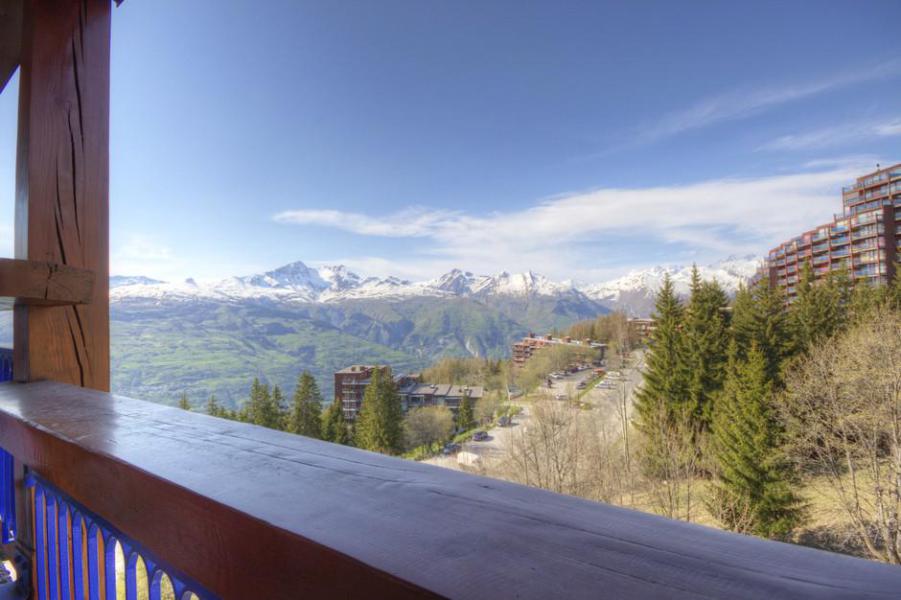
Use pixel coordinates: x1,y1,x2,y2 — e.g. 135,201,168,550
111,255,760,313
5,256,758,409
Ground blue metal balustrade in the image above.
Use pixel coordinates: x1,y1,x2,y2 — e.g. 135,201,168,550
0,448,15,545
0,348,12,383
23,473,216,600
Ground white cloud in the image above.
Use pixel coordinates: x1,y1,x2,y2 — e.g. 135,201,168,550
274,206,459,237
111,234,181,280
874,119,901,137
640,58,901,143
759,117,901,151
276,161,868,281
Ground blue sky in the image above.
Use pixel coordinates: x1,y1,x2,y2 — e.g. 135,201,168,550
1,1,900,283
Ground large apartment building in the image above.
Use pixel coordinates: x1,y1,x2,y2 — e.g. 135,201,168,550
767,163,900,299
511,333,606,368
334,365,387,422
334,365,484,421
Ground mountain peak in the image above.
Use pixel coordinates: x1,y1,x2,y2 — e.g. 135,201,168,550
109,275,165,289
242,261,328,291
318,264,362,292
109,255,757,315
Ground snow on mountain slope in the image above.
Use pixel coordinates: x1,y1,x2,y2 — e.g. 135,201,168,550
110,256,759,313
110,275,163,289
581,255,761,316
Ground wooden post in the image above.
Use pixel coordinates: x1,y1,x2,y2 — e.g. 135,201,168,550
14,0,111,391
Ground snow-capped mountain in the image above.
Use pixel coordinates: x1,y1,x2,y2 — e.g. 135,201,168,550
110,261,595,305
110,256,759,315
581,255,762,316
109,275,164,289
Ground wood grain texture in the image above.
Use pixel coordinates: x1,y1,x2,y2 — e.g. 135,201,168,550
0,381,900,600
0,0,22,94
14,0,110,389
0,258,94,305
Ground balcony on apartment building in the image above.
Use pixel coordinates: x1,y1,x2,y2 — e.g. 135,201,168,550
851,226,882,241
852,211,881,226
2,3,901,600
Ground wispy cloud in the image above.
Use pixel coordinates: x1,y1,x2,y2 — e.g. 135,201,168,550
111,234,181,280
639,58,901,143
759,116,901,151
110,233,268,283
274,206,459,237
275,160,870,281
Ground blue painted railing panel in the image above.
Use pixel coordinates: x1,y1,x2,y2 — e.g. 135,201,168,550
0,348,12,383
27,473,217,600
34,487,47,600
0,447,16,544
57,505,70,600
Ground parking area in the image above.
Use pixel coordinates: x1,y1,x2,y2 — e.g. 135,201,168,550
424,350,645,472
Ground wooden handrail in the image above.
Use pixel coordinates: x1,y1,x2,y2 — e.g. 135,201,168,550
0,381,900,599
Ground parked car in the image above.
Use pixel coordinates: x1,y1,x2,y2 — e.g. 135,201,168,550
472,431,489,442
442,443,462,456
554,394,566,401
576,381,587,390
497,416,511,427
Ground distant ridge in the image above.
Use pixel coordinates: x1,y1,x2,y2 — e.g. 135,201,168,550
110,255,759,317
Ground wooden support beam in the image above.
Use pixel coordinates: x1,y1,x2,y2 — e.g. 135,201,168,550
0,0,22,94
14,0,110,389
0,258,94,306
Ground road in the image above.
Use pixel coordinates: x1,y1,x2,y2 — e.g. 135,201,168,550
424,350,645,472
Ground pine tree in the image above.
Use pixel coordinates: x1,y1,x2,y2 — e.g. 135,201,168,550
288,371,323,438
244,378,283,429
322,399,351,444
789,263,845,353
456,393,475,431
730,282,790,384
684,268,729,428
634,274,689,475
205,394,222,417
708,342,804,539
177,393,191,411
355,368,404,454
271,385,287,430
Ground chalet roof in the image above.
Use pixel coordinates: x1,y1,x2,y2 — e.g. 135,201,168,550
447,385,484,399
398,383,483,399
336,365,380,374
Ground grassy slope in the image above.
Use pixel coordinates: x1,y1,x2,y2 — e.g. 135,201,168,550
109,294,605,409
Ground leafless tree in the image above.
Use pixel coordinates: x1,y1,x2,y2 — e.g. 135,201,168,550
637,404,702,522
403,406,455,450
781,306,901,563
496,398,632,504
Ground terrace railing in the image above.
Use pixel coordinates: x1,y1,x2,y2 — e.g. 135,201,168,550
0,349,12,384
1,380,901,599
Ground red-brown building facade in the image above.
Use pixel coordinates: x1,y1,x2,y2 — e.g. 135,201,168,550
767,163,900,300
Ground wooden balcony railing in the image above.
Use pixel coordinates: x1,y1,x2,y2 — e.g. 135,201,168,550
1,381,901,599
